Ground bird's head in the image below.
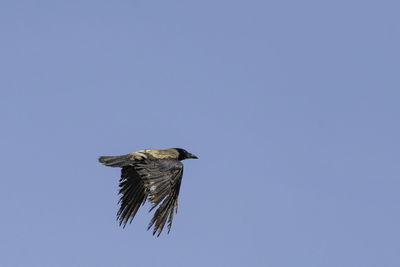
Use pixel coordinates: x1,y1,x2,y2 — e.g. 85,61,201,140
174,148,198,160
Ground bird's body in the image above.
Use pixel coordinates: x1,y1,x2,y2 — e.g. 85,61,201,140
98,148,197,236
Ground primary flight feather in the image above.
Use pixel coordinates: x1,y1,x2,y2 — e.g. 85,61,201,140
98,148,198,236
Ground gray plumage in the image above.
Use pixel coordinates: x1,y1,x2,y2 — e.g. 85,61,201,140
98,148,197,236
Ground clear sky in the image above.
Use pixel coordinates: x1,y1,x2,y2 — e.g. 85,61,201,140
1,0,399,266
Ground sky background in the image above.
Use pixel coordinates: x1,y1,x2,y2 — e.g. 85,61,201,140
1,0,399,266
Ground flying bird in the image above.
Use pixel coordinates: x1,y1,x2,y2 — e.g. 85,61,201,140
98,148,198,236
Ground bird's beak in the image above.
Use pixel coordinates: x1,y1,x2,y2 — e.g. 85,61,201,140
188,153,198,159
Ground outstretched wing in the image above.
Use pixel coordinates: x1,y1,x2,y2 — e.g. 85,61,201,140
117,166,148,227
135,159,184,236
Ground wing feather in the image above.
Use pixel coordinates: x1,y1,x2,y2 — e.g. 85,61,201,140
135,159,183,236
117,166,148,227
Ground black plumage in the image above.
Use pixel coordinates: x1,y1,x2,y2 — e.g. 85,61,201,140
98,148,197,236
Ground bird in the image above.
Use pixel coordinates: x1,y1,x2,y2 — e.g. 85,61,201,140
98,148,198,236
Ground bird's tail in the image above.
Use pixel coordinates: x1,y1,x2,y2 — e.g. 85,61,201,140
98,155,132,167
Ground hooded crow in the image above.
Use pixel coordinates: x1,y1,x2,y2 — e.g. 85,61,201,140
99,148,198,236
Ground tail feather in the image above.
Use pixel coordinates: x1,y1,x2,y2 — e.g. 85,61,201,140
98,155,132,167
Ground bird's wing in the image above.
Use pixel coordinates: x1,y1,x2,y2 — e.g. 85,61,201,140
135,159,184,236
117,166,148,227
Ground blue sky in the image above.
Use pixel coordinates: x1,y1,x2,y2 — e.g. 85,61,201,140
1,0,399,266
